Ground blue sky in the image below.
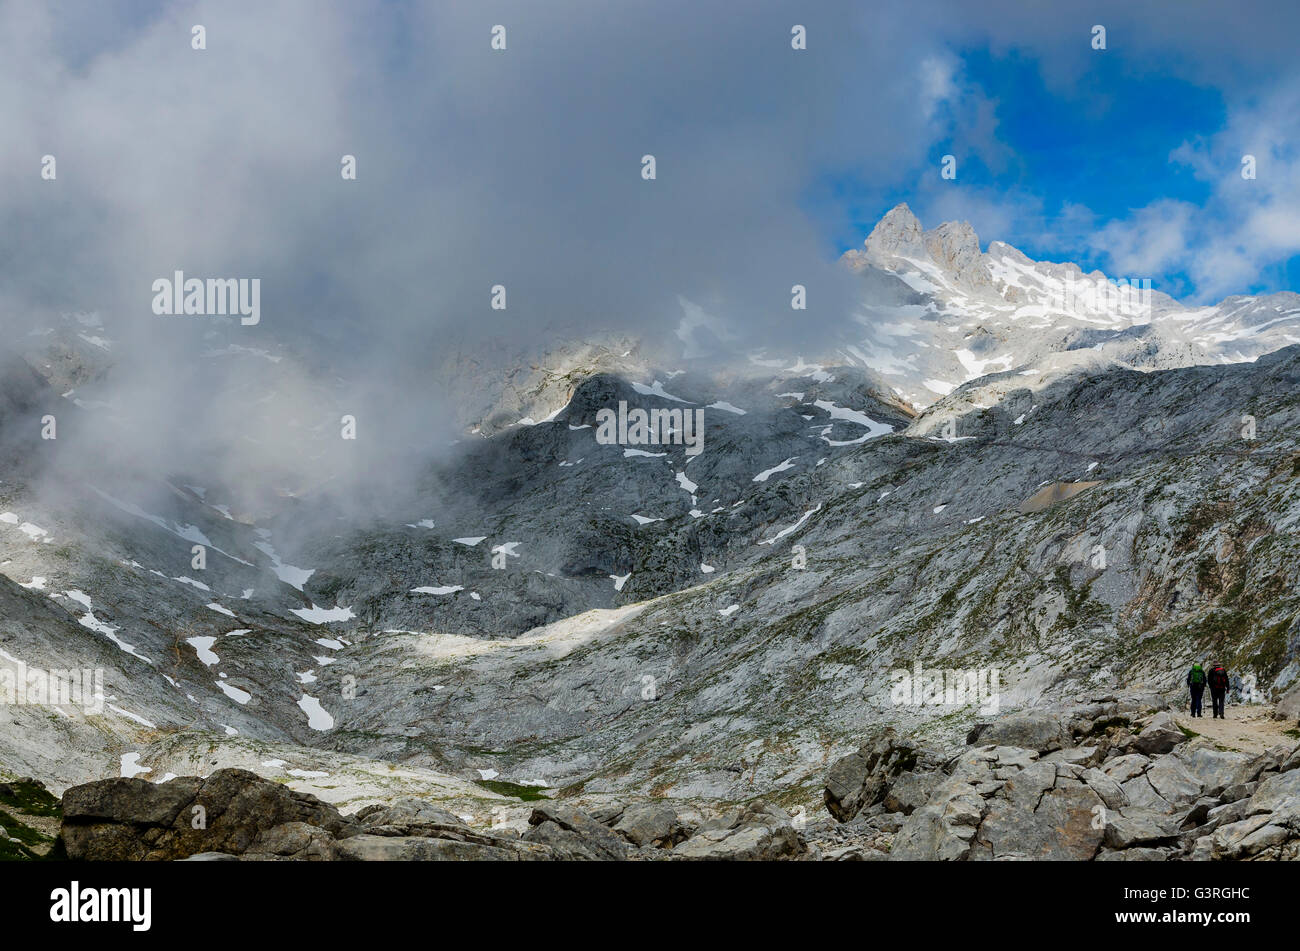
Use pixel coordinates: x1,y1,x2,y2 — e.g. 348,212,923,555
806,5,1300,305
825,50,1233,298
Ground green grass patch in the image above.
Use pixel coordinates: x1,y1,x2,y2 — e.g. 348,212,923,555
0,808,60,862
0,836,41,861
0,780,60,818
474,779,550,802
0,809,50,847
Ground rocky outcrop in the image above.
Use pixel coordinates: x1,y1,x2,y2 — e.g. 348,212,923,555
824,729,939,821
60,769,355,861
1190,768,1300,860
1275,682,1300,722
58,771,587,861
824,708,1300,862
522,803,634,860
57,771,805,861
338,798,568,861
885,746,1113,861
671,802,805,860
612,803,692,848
1127,711,1188,756
966,712,1069,753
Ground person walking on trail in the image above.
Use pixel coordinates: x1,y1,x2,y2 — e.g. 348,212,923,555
1208,663,1230,719
1187,663,1206,717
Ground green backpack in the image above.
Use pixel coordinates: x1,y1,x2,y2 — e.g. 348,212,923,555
1190,667,1205,686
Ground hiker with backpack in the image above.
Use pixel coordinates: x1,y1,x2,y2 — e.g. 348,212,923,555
1208,664,1230,719
1187,663,1206,717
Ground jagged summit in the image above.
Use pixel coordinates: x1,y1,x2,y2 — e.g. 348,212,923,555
853,204,994,294
839,202,1300,408
864,202,925,258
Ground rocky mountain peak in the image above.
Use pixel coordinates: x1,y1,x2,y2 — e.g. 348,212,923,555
922,219,994,292
864,202,925,259
860,205,995,294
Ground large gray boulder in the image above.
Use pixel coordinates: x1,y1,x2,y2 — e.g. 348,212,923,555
343,800,577,860
968,713,1068,754
889,778,986,861
613,803,691,848
971,761,1104,860
1243,768,1300,822
1274,682,1300,721
1079,767,1128,811
1172,742,1255,798
522,803,632,861
1128,712,1187,756
672,802,804,860
60,769,354,861
353,799,466,830
1143,756,1204,810
1122,772,1177,814
245,822,347,861
883,770,941,815
1192,815,1292,861
1102,810,1180,850
1100,753,1152,784
1239,743,1296,783
824,729,928,822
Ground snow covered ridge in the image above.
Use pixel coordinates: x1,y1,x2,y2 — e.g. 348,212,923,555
838,202,1300,410
595,399,705,456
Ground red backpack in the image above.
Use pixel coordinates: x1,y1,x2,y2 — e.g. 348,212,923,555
1208,667,1229,690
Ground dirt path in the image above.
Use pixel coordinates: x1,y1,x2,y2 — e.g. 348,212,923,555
1174,704,1299,754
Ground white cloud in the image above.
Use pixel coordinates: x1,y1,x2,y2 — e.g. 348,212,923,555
1057,81,1300,301
918,55,958,120
1088,200,1196,279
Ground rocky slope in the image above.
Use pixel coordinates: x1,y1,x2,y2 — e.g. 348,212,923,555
4,341,1297,854
822,703,1300,861
3,206,1300,861
44,700,1300,861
